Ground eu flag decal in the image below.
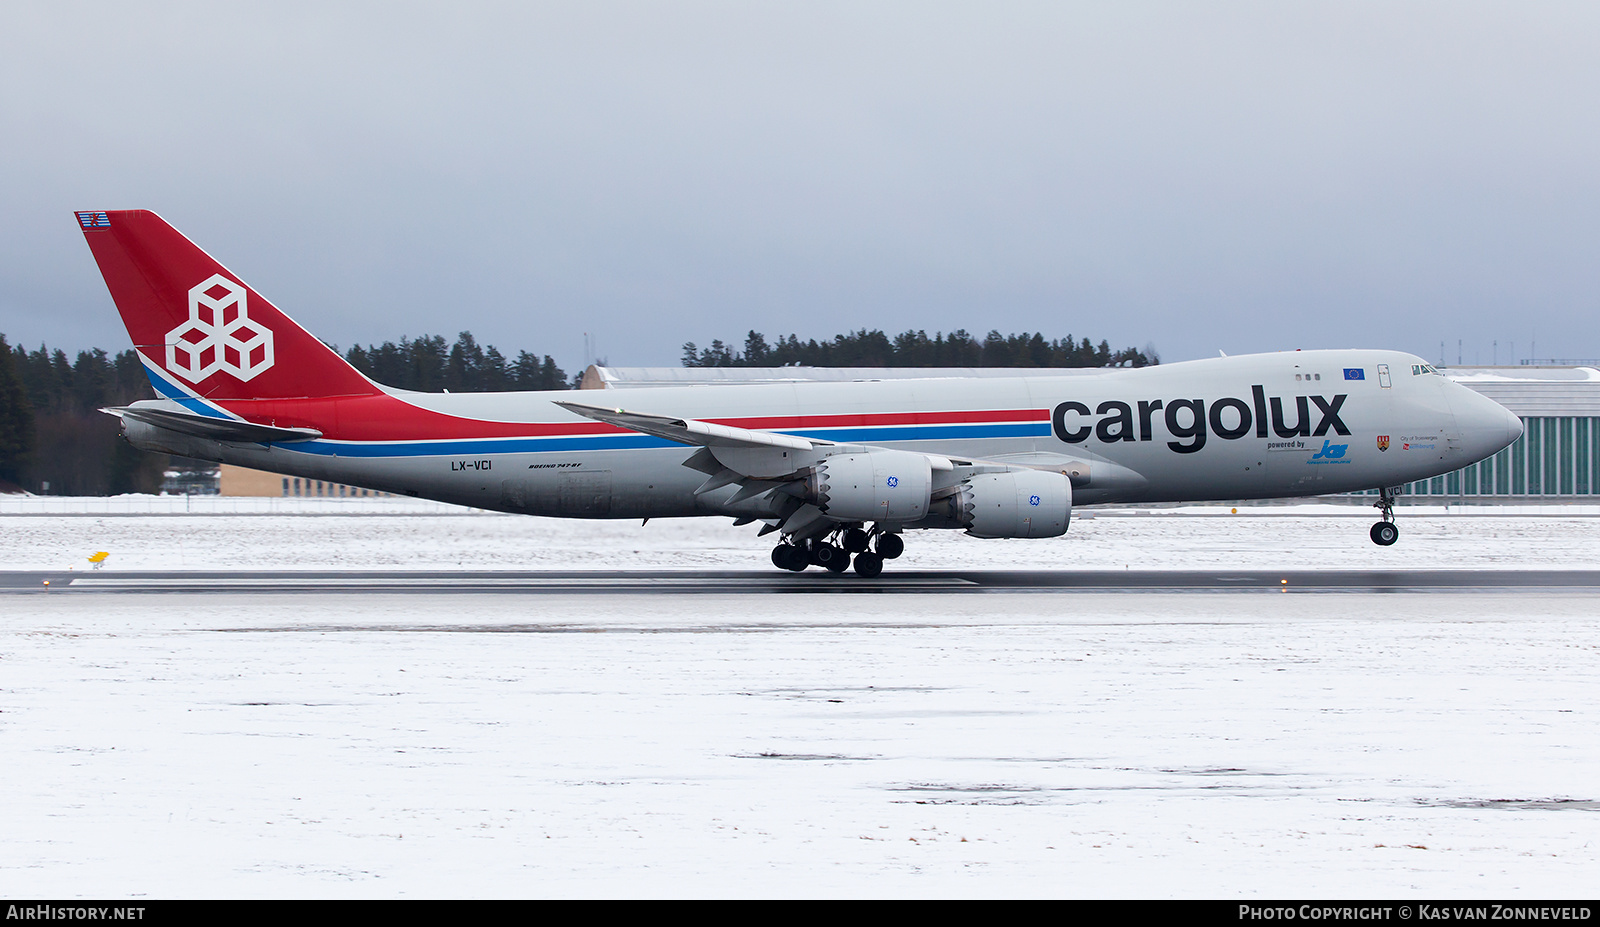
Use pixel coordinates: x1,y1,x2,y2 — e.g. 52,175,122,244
1343,368,1365,380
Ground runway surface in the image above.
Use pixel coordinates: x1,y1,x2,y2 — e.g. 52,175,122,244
6,504,1596,896
7,567,1600,594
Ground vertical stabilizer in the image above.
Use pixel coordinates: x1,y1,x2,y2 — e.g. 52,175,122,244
75,210,380,401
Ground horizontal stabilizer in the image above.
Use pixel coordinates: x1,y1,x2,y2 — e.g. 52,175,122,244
103,406,322,444
554,400,816,451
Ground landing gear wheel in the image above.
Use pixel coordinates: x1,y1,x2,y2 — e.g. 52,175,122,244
772,543,808,571
852,551,884,577
814,543,851,572
1370,485,1401,547
874,533,904,560
842,528,870,553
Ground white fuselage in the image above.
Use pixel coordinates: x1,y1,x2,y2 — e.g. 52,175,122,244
127,349,1522,523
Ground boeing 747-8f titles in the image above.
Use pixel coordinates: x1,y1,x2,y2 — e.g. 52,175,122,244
78,210,1523,576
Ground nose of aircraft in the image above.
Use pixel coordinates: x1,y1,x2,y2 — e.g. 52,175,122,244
1500,403,1525,447
1448,383,1523,461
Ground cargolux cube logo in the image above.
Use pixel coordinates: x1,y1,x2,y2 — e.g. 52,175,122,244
165,274,274,382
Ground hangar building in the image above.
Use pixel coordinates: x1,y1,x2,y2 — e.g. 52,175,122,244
1397,366,1599,500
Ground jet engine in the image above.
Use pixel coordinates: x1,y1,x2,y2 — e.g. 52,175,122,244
952,469,1072,538
808,450,932,522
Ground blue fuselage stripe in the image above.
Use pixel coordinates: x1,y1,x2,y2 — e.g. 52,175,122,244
271,422,1052,458
277,435,678,457
789,423,1046,443
142,364,235,420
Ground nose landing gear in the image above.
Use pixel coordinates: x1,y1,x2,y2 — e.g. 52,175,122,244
1370,486,1400,546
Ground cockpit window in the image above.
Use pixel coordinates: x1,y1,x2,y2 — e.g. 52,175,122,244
1411,364,1439,376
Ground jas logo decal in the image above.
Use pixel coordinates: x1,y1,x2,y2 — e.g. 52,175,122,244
1309,440,1349,463
1376,435,1390,452
165,274,274,383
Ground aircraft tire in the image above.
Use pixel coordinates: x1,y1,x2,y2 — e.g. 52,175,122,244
875,533,904,559
1370,521,1399,546
853,551,884,577
773,544,806,571
817,545,851,572
842,528,870,553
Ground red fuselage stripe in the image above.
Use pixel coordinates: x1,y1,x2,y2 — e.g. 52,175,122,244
212,393,1049,442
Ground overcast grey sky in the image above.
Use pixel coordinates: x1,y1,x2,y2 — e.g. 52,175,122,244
3,1,1598,370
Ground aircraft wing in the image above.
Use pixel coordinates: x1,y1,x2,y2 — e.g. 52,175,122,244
554,400,1122,540
556,399,1007,479
555,399,1006,539
103,405,323,444
559,399,896,532
553,400,820,451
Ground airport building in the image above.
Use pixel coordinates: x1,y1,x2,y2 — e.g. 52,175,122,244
1384,366,1600,501
581,363,1600,502
217,464,393,498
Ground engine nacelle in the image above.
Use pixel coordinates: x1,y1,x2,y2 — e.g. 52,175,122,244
809,450,932,522
955,469,1072,539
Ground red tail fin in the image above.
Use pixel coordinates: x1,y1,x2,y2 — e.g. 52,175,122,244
76,210,380,400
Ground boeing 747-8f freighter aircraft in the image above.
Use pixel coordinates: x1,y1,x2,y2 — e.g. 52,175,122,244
78,210,1523,576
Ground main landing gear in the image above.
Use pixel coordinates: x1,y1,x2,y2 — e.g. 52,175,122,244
770,526,903,576
1370,486,1400,546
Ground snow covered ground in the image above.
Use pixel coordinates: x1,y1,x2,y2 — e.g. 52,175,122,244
2,499,1597,897
2,495,1599,573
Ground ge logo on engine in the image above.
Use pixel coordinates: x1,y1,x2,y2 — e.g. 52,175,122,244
1029,495,1041,506
165,274,275,382
886,476,899,488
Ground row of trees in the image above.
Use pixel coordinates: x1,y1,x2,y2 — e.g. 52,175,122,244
0,337,170,494
0,331,573,494
682,329,1158,369
0,326,1159,495
342,332,569,392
